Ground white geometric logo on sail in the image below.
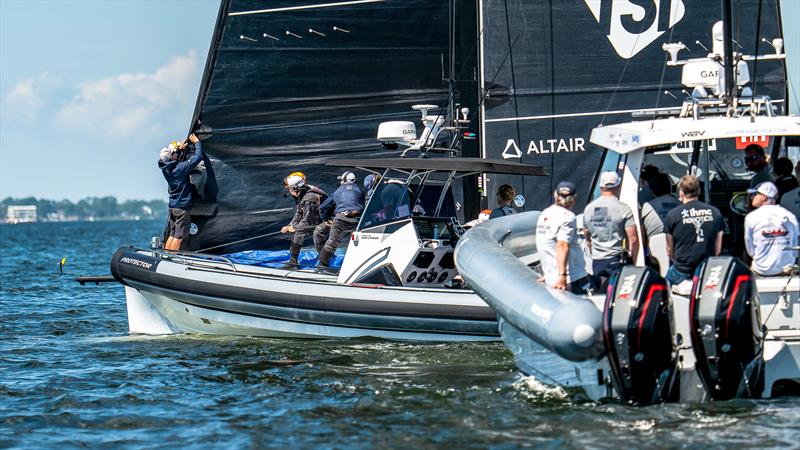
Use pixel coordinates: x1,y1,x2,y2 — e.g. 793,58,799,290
584,0,686,59
502,139,522,159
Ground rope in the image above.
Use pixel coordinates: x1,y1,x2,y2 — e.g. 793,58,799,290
196,230,284,253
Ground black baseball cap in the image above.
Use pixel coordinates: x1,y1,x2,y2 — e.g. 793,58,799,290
555,181,576,196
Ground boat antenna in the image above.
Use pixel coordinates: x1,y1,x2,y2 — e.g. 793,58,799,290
721,0,735,109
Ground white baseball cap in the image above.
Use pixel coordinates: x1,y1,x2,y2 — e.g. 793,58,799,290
747,181,778,199
337,171,356,183
159,147,172,162
599,171,621,189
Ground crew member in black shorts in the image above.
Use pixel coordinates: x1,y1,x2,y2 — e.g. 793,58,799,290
158,133,203,251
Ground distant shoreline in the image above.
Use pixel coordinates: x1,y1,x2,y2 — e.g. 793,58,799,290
2,196,167,224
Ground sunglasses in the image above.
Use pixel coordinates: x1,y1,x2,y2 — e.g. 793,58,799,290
745,154,762,162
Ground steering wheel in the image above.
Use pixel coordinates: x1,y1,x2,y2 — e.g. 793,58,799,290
729,192,751,216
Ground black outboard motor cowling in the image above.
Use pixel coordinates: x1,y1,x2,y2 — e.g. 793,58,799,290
690,256,764,400
603,266,678,405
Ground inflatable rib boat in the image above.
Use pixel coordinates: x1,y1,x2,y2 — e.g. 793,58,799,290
112,156,546,341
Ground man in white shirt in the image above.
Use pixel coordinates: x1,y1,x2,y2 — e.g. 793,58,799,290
745,182,799,276
779,160,800,221
535,181,596,295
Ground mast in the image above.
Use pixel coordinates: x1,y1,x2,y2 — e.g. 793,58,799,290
721,0,735,104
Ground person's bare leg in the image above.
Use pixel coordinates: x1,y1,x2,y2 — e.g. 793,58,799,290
164,237,182,251
170,238,183,251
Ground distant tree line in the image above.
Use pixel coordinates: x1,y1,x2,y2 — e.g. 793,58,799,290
1,196,167,221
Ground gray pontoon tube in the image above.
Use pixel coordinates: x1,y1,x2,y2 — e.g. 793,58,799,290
455,211,604,361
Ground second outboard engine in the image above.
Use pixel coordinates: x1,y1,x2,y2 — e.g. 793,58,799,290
603,266,678,405
690,256,764,400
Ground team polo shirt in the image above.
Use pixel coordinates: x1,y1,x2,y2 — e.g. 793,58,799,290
745,204,799,276
535,204,588,286
665,200,725,274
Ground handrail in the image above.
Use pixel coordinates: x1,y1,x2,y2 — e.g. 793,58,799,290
155,249,239,273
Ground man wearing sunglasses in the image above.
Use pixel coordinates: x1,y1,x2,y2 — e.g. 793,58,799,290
744,144,775,189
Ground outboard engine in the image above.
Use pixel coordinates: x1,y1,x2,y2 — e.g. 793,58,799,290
690,256,764,400
603,266,678,405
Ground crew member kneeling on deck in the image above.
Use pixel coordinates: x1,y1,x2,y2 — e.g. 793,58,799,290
159,133,203,251
281,172,328,269
314,171,364,269
535,181,596,295
583,171,639,287
745,182,799,276
664,175,725,286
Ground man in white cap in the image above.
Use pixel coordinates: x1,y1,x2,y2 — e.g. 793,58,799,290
583,171,639,287
313,171,364,270
535,181,596,294
744,181,799,276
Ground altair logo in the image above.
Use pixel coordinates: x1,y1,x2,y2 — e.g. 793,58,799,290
584,0,686,59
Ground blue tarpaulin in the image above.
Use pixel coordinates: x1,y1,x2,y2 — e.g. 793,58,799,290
224,248,345,269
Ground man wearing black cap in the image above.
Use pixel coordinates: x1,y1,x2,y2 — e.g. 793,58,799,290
535,181,595,294
314,171,365,270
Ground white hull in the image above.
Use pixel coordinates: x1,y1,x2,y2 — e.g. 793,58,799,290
499,276,800,401
113,248,500,342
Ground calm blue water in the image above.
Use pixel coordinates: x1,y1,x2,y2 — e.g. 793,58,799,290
1,221,798,449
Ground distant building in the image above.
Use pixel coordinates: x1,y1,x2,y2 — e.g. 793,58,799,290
6,205,37,224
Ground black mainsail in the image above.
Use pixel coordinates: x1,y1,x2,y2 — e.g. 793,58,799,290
181,0,787,253
479,0,787,209
185,0,454,253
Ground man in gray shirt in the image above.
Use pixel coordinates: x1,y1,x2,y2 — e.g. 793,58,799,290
640,172,680,238
583,171,640,286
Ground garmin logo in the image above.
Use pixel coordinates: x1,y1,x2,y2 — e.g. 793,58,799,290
584,0,686,59
120,257,153,270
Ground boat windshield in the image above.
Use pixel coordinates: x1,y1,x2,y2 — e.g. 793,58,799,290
359,180,412,229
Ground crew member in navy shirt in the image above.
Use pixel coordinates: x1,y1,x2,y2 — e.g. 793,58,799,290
664,175,725,286
314,171,365,269
158,133,203,251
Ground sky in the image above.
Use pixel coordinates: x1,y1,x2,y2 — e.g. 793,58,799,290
1,0,799,202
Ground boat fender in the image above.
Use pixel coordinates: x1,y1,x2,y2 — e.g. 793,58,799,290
603,265,678,405
690,256,764,400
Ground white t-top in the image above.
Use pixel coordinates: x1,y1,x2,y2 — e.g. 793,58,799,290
536,204,589,285
780,186,800,222
744,204,799,276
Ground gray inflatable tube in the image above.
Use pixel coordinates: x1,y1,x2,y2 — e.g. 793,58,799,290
455,211,604,361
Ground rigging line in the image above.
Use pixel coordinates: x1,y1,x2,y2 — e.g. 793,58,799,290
419,19,488,155
599,14,649,127
196,230,284,253
502,0,524,198
229,0,383,16
654,24,678,108
548,0,554,195
751,0,764,105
